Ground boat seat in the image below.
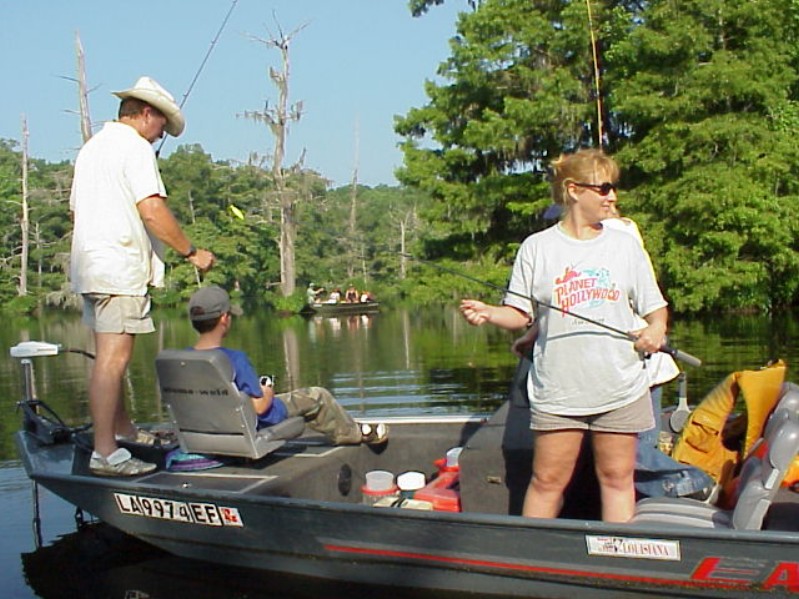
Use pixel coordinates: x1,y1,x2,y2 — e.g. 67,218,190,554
631,387,799,530
769,381,799,424
155,349,305,459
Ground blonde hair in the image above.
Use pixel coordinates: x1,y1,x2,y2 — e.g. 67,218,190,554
550,148,620,214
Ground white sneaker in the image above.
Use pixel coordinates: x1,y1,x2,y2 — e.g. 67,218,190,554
90,448,157,477
360,422,389,445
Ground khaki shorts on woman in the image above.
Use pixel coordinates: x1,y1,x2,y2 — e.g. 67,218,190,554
530,391,654,434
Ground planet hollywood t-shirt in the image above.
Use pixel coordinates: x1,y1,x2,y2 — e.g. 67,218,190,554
504,224,667,416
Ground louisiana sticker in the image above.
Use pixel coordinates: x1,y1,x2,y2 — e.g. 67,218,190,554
586,535,681,561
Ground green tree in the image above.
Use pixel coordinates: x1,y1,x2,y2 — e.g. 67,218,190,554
296,184,428,295
0,138,74,312
409,0,480,17
396,0,605,264
158,146,283,305
401,0,799,313
608,0,799,312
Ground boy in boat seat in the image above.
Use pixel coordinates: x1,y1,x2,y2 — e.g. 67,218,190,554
188,286,388,445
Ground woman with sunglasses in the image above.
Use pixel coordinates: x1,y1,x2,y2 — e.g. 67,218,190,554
459,148,670,522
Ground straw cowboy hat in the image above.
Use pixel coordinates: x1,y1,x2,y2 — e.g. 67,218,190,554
113,76,185,137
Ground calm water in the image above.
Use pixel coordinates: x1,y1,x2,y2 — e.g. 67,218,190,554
4,305,799,598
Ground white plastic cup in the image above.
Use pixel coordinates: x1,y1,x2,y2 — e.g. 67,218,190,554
364,470,394,492
362,470,397,506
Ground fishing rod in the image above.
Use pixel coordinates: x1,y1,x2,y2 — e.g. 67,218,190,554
401,253,702,368
156,0,239,157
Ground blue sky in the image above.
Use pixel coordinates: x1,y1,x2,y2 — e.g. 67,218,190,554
1,0,466,187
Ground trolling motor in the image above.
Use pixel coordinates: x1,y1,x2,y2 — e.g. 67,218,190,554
11,341,90,445
10,341,94,545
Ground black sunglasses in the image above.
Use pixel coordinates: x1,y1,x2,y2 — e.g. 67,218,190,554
572,181,617,196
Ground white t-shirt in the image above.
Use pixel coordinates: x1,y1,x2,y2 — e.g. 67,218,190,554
70,122,167,295
602,217,679,387
601,216,643,244
504,224,667,416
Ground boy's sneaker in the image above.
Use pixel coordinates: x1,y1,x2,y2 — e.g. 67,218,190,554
360,422,389,445
90,448,157,477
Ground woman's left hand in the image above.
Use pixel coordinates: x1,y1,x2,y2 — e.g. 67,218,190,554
631,323,666,355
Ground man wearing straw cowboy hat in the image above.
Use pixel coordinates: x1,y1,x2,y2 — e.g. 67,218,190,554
70,76,215,476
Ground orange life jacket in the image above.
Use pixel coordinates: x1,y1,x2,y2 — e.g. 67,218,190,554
670,360,787,490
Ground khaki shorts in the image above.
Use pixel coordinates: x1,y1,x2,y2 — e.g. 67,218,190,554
530,391,654,433
82,294,155,334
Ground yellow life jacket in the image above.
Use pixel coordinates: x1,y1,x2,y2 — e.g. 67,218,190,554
670,360,786,488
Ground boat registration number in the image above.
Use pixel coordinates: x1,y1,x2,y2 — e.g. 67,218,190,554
114,492,244,527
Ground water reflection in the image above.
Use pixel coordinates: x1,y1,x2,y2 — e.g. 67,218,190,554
21,523,467,599
0,306,519,461
4,307,799,463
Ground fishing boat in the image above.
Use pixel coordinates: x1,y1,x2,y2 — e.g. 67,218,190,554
300,301,380,316
12,341,799,598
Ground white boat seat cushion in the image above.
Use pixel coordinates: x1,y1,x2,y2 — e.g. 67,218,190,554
155,349,304,459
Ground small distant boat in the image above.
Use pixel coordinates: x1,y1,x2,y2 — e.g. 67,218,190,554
300,301,380,316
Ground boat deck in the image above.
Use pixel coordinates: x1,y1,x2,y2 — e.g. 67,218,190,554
61,414,799,532
65,416,485,507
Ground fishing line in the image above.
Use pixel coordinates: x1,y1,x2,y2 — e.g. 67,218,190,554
401,253,702,367
156,0,239,157
151,0,237,286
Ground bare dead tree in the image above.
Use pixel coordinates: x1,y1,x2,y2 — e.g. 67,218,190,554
75,32,93,143
400,217,409,281
347,118,360,280
34,222,42,289
60,32,96,145
19,115,30,296
242,18,308,297
398,206,418,281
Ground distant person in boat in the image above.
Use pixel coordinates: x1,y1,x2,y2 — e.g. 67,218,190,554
326,288,342,304
70,76,215,477
360,290,375,303
345,285,359,303
188,285,388,445
460,148,670,522
306,283,324,305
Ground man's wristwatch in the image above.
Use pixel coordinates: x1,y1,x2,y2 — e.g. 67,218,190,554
184,244,197,259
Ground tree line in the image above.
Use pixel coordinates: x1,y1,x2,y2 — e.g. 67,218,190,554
2,0,798,315
0,140,432,314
